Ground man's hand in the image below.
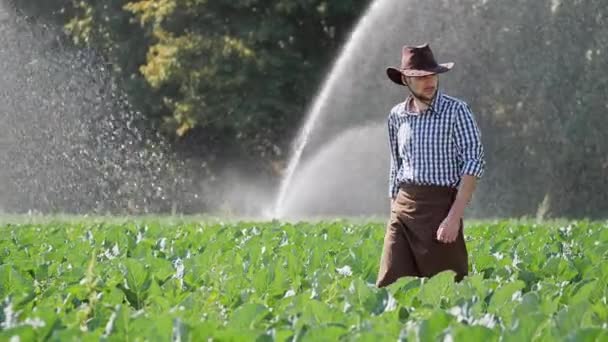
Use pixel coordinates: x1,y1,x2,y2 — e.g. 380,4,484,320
437,174,477,243
436,215,460,243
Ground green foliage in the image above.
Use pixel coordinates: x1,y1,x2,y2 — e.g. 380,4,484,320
6,0,608,218
0,219,607,339
10,0,368,166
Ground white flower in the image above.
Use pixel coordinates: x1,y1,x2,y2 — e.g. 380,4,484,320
173,258,185,280
384,293,398,312
472,314,497,329
511,290,523,302
336,265,353,277
136,231,143,244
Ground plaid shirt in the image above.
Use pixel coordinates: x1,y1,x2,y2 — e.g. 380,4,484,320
388,90,485,199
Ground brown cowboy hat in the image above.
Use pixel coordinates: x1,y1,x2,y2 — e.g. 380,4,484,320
386,43,454,86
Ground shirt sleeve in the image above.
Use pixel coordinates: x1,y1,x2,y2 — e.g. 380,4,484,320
388,113,400,198
454,103,485,178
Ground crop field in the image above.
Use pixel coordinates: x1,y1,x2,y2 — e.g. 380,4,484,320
0,218,607,341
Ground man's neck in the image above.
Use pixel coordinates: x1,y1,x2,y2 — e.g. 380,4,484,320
407,96,430,113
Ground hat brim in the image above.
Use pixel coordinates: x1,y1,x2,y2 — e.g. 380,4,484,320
386,62,454,85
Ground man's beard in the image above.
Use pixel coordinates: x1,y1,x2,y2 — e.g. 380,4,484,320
412,88,436,103
404,79,439,104
418,93,434,102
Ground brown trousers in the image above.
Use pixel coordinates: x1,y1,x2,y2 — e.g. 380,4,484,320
376,183,468,287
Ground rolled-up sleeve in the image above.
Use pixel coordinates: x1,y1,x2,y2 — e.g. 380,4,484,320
388,114,400,198
454,103,485,178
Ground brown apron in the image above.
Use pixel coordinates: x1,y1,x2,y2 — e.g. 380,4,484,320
376,183,468,287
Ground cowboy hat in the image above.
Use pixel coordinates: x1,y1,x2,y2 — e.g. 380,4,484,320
386,43,454,85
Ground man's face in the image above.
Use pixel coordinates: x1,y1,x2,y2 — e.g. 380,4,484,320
402,74,439,101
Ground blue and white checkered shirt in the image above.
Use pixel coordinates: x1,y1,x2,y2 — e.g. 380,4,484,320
388,90,485,198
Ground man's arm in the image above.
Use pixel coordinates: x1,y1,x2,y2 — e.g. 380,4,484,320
447,175,477,221
451,103,485,219
438,175,477,243
387,113,400,203
437,103,485,243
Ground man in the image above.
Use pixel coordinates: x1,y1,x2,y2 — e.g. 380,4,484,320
376,43,485,287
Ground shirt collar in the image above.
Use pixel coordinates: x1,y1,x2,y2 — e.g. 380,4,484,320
401,89,443,116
